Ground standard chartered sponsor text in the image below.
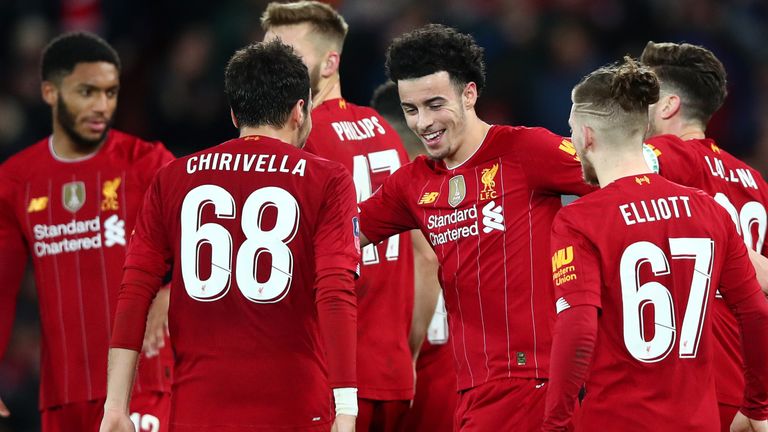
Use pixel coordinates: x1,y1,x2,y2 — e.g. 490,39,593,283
428,205,480,246
33,216,110,257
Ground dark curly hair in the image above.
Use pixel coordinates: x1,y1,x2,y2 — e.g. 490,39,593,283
41,32,121,83
640,41,727,125
385,24,485,95
224,39,310,128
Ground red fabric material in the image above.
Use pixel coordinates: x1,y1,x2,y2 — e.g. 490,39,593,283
355,399,409,432
719,403,739,432
549,174,762,431
129,391,171,432
542,305,598,431
359,125,592,392
453,377,547,432
306,98,415,401
648,134,768,407
315,268,357,389
0,129,174,409
404,340,458,432
118,136,360,429
111,268,164,351
723,288,768,420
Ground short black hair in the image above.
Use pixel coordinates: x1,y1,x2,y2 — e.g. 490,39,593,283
370,81,401,120
385,24,486,94
225,39,310,128
41,32,121,82
640,41,727,125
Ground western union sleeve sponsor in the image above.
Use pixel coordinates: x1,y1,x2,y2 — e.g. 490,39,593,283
552,246,577,286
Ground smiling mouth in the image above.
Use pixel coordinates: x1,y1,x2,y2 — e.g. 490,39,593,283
421,129,445,145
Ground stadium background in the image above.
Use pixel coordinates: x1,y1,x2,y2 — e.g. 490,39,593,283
0,0,767,430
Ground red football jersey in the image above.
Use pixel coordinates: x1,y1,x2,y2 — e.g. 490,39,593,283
0,130,174,409
114,136,360,431
550,174,761,431
360,125,592,390
306,98,414,400
647,135,768,407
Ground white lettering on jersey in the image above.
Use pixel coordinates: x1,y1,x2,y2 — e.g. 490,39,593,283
704,156,758,190
186,153,306,177
619,196,692,226
481,200,505,233
31,215,126,257
330,116,387,142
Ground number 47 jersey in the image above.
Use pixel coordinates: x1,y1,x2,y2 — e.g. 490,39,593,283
114,136,361,431
550,174,766,431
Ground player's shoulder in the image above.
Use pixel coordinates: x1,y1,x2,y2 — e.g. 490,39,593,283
1,136,50,174
105,129,172,163
492,124,560,141
488,124,568,154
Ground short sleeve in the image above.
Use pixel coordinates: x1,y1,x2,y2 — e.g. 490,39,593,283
135,142,175,192
124,171,172,277
550,210,603,313
514,128,594,196
314,169,361,276
359,167,419,244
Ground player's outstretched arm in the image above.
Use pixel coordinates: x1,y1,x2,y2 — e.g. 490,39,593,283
99,348,139,432
731,411,768,432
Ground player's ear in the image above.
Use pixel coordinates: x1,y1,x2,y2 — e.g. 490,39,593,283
321,50,340,78
291,98,307,128
583,125,596,151
230,108,239,129
659,94,681,120
41,81,58,107
462,82,478,110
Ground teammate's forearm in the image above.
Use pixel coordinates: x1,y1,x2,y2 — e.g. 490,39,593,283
409,230,441,358
103,347,140,414
747,248,768,295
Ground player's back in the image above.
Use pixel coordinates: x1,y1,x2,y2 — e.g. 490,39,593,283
308,98,414,400
647,134,768,408
554,174,746,431
149,135,358,430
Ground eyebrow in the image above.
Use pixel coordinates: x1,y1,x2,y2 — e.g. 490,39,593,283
401,96,447,107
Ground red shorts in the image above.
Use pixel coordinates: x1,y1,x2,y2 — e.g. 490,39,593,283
404,345,457,432
357,398,409,432
41,392,170,432
454,377,546,432
719,403,739,432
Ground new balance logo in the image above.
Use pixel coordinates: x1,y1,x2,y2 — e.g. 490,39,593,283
419,192,439,204
104,214,125,247
481,200,504,233
556,297,571,314
27,197,48,213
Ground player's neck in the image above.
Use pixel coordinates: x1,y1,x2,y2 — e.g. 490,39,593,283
595,151,653,188
239,126,298,148
659,117,706,140
312,75,342,109
676,125,706,141
51,124,104,160
444,114,491,168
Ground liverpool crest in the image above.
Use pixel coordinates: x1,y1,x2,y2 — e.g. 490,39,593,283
62,181,86,213
101,177,121,211
448,175,466,208
480,163,499,200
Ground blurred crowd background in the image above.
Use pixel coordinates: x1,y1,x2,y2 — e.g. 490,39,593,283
1,0,767,430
